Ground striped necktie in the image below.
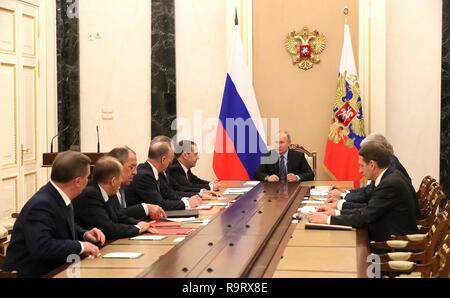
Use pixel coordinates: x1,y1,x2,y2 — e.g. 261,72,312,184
279,155,287,182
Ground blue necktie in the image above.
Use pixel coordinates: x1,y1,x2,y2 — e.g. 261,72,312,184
68,203,75,239
279,155,287,182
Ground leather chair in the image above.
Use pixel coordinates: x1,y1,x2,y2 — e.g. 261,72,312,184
289,144,317,180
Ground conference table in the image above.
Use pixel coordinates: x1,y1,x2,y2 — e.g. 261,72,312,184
49,180,369,278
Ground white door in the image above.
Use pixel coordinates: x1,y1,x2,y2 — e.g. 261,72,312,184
0,0,41,217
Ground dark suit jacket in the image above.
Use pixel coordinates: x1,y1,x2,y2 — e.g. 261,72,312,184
73,183,140,240
168,160,210,191
2,183,86,277
253,149,314,181
126,162,186,210
342,155,420,218
330,167,418,242
115,186,148,221
159,172,197,200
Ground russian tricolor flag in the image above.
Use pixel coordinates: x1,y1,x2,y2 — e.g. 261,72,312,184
213,23,267,180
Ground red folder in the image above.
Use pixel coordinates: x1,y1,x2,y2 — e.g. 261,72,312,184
150,221,182,228
156,228,194,235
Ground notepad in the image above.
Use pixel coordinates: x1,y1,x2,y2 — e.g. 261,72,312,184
305,222,353,231
130,235,167,241
102,252,143,259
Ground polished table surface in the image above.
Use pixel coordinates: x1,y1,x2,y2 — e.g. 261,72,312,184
51,180,368,278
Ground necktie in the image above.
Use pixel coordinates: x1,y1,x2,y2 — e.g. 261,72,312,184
187,170,192,182
68,203,75,239
120,189,127,208
279,155,287,182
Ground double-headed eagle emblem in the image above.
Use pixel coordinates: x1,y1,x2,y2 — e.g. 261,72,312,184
285,27,326,70
328,71,366,148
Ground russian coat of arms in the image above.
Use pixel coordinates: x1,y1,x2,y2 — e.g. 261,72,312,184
285,27,326,70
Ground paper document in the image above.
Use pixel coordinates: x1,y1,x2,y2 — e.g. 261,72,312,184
298,206,318,214
166,217,197,222
207,202,228,206
243,181,260,187
130,235,167,241
313,186,332,192
302,200,325,205
102,252,143,259
173,237,185,243
223,187,253,195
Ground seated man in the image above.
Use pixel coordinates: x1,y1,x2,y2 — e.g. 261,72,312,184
74,156,157,240
108,146,166,221
254,131,314,182
126,136,202,210
325,133,419,218
308,142,418,242
2,151,105,277
169,140,220,195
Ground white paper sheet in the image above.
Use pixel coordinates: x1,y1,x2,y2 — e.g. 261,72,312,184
102,252,143,259
129,235,167,241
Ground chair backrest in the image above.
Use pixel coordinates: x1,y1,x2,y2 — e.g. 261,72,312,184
417,175,436,203
422,184,445,219
431,233,450,277
289,144,317,180
423,203,450,262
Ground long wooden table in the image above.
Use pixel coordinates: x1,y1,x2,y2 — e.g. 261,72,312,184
50,181,369,278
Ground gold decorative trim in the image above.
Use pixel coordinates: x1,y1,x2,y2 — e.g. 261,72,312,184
0,62,18,168
22,65,37,165
0,7,16,54
1,176,19,213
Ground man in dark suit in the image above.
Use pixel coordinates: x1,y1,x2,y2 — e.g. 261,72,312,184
168,140,221,197
126,136,202,210
2,151,105,277
254,131,314,182
308,142,418,242
74,156,157,240
324,133,420,218
107,146,166,221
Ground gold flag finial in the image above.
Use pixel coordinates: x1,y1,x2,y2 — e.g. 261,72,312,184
343,7,349,24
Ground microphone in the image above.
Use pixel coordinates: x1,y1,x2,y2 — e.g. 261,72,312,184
96,125,100,153
50,125,70,153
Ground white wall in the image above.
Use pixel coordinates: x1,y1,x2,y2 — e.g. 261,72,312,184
79,0,151,162
175,0,252,180
385,0,442,188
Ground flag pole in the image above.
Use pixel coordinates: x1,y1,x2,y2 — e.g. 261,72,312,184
235,7,239,26
343,7,349,24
